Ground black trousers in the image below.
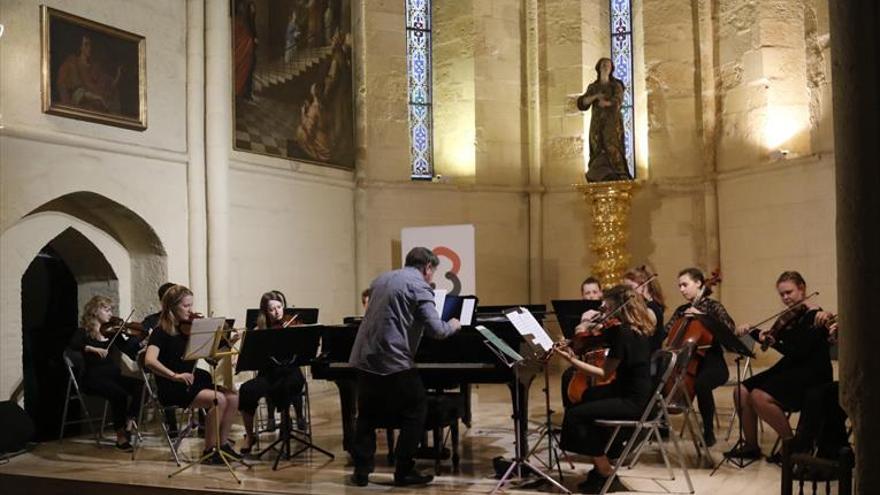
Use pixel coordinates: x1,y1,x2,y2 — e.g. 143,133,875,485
239,367,306,419
795,382,849,458
84,364,143,431
694,350,728,436
560,395,643,456
352,369,427,476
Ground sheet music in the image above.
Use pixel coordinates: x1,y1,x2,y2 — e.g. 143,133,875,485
504,307,554,352
183,317,225,361
433,289,448,319
461,298,476,326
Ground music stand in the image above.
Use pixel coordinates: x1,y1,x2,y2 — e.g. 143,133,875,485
480,308,570,494
236,325,334,469
698,315,758,474
551,299,602,339
169,318,250,483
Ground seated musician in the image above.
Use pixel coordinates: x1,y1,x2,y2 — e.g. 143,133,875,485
238,290,308,454
143,284,240,464
581,276,603,301
68,295,144,451
727,271,834,460
623,266,666,353
555,285,654,494
666,267,735,447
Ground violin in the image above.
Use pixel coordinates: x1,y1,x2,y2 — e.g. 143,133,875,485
100,315,145,338
279,313,301,328
745,291,820,351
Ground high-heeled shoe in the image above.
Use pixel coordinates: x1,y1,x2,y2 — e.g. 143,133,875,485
239,434,258,455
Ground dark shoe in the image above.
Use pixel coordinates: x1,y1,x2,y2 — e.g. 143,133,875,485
703,430,716,448
201,448,224,465
220,442,242,460
394,470,434,486
765,451,782,465
240,435,257,455
349,473,369,487
576,469,628,493
114,441,133,452
724,444,762,460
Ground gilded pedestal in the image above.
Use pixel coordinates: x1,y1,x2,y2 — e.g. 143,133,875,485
577,180,641,289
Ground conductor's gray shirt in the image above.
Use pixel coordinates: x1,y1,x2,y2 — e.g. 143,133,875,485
348,266,457,375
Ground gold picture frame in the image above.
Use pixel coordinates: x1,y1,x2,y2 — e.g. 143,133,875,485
41,6,147,131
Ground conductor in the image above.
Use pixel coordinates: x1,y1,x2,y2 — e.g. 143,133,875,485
348,247,462,487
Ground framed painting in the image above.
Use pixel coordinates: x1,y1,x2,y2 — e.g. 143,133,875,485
41,6,147,131
232,0,354,169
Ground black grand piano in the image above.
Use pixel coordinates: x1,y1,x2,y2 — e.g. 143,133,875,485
311,305,547,455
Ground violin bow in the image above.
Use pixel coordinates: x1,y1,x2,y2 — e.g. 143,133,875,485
749,291,820,331
104,309,137,356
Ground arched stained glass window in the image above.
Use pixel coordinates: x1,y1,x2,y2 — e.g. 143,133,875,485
406,0,434,180
611,0,635,177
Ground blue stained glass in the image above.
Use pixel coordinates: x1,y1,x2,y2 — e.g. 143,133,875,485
610,0,635,177
407,0,433,179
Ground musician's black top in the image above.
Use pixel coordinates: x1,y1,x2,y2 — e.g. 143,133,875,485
147,327,193,375
68,328,116,376
147,326,214,407
744,308,833,410
606,323,652,405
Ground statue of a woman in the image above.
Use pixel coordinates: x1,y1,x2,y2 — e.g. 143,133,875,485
578,57,631,182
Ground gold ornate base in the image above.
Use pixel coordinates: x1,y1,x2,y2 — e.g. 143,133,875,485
576,180,642,289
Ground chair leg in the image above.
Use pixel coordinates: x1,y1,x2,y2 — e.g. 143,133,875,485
451,422,460,472
433,427,442,475
59,378,73,443
662,407,695,494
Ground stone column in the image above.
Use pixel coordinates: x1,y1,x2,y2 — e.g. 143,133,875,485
204,0,230,315
829,2,880,493
186,0,208,303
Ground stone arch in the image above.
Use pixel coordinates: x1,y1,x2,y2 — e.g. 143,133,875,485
0,191,166,398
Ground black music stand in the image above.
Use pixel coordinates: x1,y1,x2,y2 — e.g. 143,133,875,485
479,316,570,495
699,315,758,474
236,325,334,469
551,300,602,339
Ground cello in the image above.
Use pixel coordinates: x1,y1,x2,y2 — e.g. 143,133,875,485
662,270,721,400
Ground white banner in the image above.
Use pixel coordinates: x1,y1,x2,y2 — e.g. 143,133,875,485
401,224,475,295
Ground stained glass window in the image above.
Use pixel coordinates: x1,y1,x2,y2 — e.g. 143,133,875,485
407,0,434,179
611,0,635,177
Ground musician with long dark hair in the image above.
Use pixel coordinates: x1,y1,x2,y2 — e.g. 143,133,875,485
555,285,654,493
143,284,240,464
68,295,143,450
624,266,666,353
666,267,735,447
238,290,307,454
726,271,834,459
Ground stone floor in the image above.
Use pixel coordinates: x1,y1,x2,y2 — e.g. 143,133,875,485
0,369,822,494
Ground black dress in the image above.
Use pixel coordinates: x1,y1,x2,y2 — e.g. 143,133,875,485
744,308,833,411
560,324,652,456
147,328,214,408
68,328,143,430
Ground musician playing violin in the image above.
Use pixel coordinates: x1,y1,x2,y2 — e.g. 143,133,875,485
143,284,240,464
726,271,834,460
665,267,736,447
238,290,308,454
623,266,666,353
67,295,144,451
555,285,654,494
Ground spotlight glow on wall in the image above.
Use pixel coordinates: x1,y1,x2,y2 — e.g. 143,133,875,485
764,107,806,151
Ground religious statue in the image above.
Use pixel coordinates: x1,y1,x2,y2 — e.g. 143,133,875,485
577,57,632,182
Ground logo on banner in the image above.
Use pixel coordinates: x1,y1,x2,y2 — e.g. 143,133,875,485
433,246,462,295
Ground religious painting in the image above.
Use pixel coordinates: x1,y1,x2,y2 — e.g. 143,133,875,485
233,0,354,170
41,6,147,131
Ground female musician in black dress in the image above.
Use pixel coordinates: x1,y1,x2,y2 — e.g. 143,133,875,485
555,285,654,493
143,284,240,463
666,267,735,447
727,271,834,459
68,295,144,450
238,290,307,454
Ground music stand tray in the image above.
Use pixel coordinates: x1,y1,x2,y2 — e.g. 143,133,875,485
236,325,334,469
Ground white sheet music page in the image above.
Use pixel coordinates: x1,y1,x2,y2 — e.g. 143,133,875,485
433,289,448,319
460,298,476,326
504,307,553,352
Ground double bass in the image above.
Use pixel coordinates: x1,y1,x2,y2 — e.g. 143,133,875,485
662,270,721,399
